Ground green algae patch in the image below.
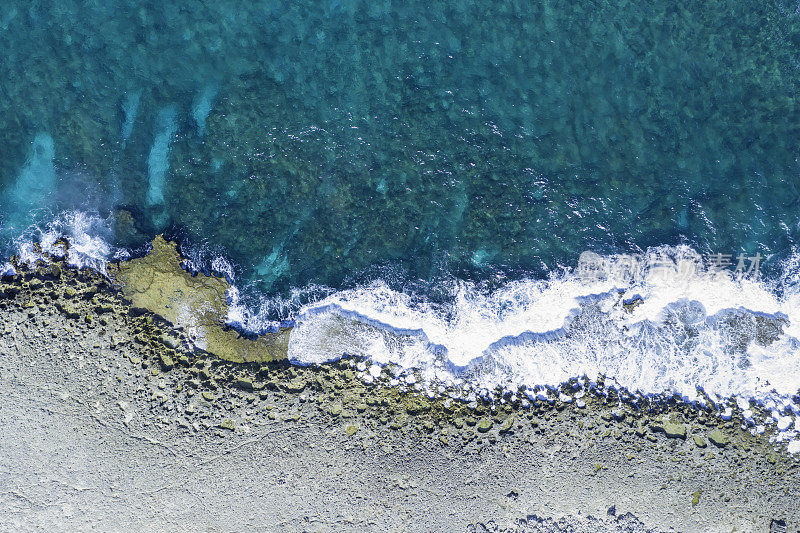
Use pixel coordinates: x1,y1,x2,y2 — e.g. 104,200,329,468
691,489,702,508
477,418,493,433
109,236,289,363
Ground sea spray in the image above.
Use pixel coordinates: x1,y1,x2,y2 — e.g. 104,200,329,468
10,211,121,274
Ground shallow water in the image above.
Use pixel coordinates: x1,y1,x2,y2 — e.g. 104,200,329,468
1,1,800,443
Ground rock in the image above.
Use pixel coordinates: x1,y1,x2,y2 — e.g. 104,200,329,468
218,418,235,431
202,392,216,402
47,263,62,279
95,304,114,314
158,352,174,371
345,424,359,437
499,417,515,433
329,404,342,417
108,236,290,363
477,418,493,433
650,416,686,439
771,519,788,533
55,302,80,319
356,403,368,413
160,334,179,349
285,380,305,393
234,377,254,391
405,399,429,415
662,420,686,439
708,429,729,447
693,435,707,448
390,416,406,430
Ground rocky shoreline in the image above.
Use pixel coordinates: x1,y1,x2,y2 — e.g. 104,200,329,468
0,243,798,532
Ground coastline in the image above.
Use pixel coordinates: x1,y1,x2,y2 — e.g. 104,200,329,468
0,246,798,531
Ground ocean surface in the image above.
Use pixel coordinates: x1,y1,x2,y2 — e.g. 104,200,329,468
1,1,799,446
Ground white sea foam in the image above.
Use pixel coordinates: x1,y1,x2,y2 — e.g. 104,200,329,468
0,262,15,277
789,440,800,454
285,246,800,444
12,211,119,274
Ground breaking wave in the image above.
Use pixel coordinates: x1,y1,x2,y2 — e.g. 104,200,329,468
5,212,800,449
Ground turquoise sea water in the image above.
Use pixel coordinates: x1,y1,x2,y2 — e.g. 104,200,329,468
3,1,800,289
2,1,800,443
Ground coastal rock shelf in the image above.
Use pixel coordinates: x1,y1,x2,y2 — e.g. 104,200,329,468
109,236,290,363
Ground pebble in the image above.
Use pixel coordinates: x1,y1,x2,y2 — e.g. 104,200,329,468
708,429,729,447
